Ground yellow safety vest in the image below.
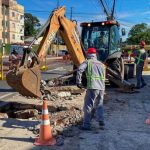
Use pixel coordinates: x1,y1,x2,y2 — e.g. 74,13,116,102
86,59,105,88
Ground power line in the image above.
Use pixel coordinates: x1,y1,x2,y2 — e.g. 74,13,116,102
25,10,51,13
103,0,110,13
70,7,73,20
25,9,102,15
25,9,147,26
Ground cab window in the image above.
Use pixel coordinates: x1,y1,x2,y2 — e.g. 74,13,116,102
110,25,120,54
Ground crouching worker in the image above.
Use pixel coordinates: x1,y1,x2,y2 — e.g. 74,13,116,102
9,49,20,70
76,47,106,130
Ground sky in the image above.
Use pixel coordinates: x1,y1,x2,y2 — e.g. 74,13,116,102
17,0,150,36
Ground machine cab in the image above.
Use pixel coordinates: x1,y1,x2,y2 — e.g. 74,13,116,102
80,21,121,62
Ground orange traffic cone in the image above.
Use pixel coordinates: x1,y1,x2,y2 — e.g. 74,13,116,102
34,99,56,146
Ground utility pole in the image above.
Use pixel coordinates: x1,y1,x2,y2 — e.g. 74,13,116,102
0,5,6,80
70,7,73,20
57,0,59,8
56,0,60,56
2,5,6,55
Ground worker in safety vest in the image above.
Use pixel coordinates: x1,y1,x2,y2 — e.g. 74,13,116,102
132,41,147,89
76,47,105,130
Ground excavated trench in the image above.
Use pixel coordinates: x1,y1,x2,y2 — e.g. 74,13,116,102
0,100,83,138
0,86,85,120
0,87,86,139
0,101,70,119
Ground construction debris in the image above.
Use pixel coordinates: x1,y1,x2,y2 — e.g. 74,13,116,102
27,106,82,138
14,109,38,119
0,85,86,142
57,92,71,97
0,113,8,119
42,86,85,101
50,107,82,127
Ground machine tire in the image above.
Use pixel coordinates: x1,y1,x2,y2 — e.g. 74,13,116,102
124,65,129,80
107,57,124,87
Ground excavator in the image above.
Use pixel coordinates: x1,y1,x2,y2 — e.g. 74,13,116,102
6,6,135,98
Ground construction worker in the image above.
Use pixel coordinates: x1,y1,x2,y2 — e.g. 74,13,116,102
94,31,108,49
132,41,147,89
9,49,20,70
76,47,105,130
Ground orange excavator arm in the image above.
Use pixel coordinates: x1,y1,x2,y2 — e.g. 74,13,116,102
6,6,85,98
37,6,85,66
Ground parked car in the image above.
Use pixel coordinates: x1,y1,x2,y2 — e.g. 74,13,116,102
58,50,69,56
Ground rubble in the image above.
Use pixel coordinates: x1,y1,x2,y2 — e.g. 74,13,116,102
14,109,38,119
42,85,85,101
29,106,82,138
0,85,85,143
50,107,82,127
57,91,71,97
0,113,8,119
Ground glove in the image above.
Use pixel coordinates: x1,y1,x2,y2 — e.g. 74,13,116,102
77,83,83,89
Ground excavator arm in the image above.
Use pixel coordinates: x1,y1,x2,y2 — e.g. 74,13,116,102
6,6,135,98
37,7,85,66
6,7,85,98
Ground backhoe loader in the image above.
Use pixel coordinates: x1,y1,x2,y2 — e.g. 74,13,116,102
6,7,134,98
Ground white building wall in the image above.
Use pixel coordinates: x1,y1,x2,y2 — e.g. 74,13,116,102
0,0,24,44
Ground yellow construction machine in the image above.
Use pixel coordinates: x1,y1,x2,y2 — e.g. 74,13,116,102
6,7,134,98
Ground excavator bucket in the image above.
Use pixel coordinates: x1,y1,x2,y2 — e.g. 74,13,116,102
6,66,41,98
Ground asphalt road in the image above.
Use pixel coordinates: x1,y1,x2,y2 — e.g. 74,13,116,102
0,80,16,99
0,57,73,100
41,60,73,80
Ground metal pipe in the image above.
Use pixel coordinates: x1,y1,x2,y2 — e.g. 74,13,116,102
99,0,111,20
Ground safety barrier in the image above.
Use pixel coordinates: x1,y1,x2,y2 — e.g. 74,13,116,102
41,57,48,71
0,53,5,80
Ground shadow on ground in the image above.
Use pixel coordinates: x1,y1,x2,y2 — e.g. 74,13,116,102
0,118,39,129
0,137,34,143
0,88,16,92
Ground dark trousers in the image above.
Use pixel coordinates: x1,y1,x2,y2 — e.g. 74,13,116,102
136,66,146,87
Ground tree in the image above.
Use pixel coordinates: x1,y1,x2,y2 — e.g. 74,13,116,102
127,23,150,45
24,13,41,36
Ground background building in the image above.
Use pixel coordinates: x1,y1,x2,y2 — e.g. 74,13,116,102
0,0,24,45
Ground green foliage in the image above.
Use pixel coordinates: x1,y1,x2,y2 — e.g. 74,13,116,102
0,44,11,55
127,23,150,45
5,44,11,55
24,13,41,36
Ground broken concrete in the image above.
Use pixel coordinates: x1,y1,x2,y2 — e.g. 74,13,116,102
14,109,39,119
0,113,8,119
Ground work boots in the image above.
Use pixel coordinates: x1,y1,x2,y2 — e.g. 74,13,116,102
99,121,105,130
141,83,147,88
